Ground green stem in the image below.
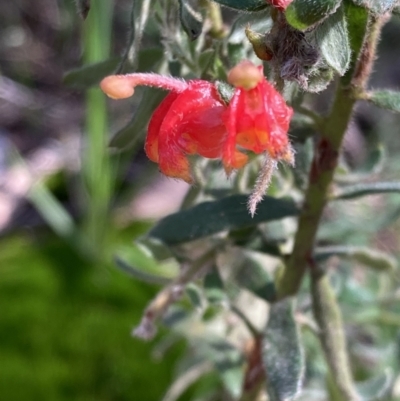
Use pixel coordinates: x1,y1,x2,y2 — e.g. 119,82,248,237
83,0,113,253
276,13,385,298
277,83,356,297
206,1,226,38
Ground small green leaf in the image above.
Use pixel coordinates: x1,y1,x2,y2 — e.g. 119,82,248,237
343,1,369,85
285,0,341,30
306,66,335,93
215,81,234,104
115,243,179,284
263,298,304,401
315,246,397,272
179,0,203,40
356,370,393,401
198,49,216,75
63,57,121,89
186,283,205,309
366,90,400,113
148,195,299,245
109,87,167,151
332,181,400,200
315,4,350,75
229,9,272,44
63,48,163,89
212,0,269,11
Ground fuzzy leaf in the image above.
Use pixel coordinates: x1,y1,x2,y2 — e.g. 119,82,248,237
343,1,369,84
332,181,400,200
367,90,400,113
179,0,203,40
356,370,393,401
306,67,335,93
148,195,299,245
263,298,304,401
212,0,269,11
315,4,350,75
352,0,399,14
285,0,342,30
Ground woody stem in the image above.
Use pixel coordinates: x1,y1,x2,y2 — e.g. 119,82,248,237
276,12,385,298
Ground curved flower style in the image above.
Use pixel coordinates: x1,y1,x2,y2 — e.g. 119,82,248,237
222,61,294,174
101,74,226,183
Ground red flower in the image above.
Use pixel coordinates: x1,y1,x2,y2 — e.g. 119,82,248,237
222,61,294,174
100,74,226,183
100,61,293,214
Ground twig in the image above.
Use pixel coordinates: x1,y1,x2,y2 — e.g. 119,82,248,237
133,247,217,340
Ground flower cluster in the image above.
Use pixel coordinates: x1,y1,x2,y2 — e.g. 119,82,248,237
100,61,293,214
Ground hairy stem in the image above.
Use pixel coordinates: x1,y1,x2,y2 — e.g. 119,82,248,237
276,13,385,298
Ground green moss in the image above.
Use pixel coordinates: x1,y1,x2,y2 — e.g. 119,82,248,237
0,234,181,401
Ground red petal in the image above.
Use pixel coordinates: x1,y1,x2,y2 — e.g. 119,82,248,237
145,92,179,163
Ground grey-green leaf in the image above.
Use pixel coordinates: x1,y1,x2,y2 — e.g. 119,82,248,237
366,90,400,113
356,370,393,401
315,4,350,75
179,0,203,40
351,0,398,14
332,182,400,200
212,0,269,11
263,298,304,401
314,246,397,272
285,0,342,30
148,195,299,245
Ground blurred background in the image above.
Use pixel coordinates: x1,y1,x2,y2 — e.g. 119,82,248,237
1,1,400,400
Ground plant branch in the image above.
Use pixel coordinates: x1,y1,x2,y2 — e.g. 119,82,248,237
275,12,386,299
133,247,217,340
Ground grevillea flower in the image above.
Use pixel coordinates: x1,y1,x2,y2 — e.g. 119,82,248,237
222,61,294,214
100,61,293,215
223,61,293,172
100,74,226,183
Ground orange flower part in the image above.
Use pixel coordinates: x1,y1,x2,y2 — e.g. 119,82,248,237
222,61,293,174
100,74,227,183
